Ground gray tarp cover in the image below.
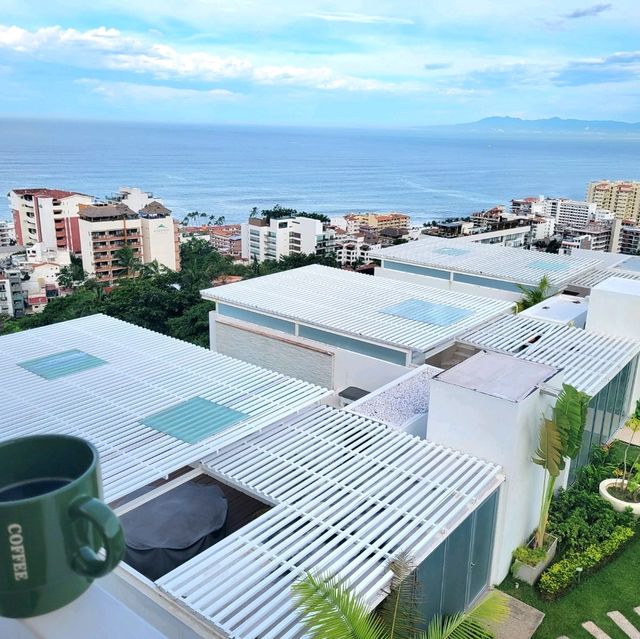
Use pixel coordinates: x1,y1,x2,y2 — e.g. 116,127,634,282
122,481,228,581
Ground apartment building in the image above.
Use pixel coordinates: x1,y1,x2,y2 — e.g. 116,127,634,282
561,218,622,253
78,203,143,285
0,220,15,246
8,188,95,250
619,224,640,255
587,180,640,222
210,224,242,258
0,268,24,317
139,202,181,271
344,212,410,233
543,198,611,229
241,216,335,262
335,236,381,265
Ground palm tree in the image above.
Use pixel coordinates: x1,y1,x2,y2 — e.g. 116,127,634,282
516,275,551,312
532,383,590,549
114,246,141,278
293,559,508,639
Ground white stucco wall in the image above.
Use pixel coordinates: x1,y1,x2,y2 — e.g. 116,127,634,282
426,375,562,583
587,278,640,402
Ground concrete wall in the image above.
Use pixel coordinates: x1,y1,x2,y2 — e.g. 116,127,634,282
374,265,521,302
214,319,334,388
426,374,562,583
587,277,640,402
211,314,409,392
140,216,179,271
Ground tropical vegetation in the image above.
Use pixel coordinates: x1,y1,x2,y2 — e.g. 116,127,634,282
0,237,338,347
292,556,509,639
531,383,591,549
516,275,552,312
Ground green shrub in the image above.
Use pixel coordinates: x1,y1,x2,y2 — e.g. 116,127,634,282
548,486,634,552
513,545,548,567
539,526,635,598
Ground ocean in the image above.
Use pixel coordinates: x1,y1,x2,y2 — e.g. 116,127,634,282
1,118,638,225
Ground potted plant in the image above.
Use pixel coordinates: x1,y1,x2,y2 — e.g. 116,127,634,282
512,383,590,585
599,400,640,517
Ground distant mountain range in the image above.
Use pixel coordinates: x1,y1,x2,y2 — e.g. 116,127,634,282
431,116,640,135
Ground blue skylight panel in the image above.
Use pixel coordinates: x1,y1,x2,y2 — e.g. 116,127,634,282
381,299,474,327
527,260,569,272
434,247,470,257
617,257,640,272
18,349,107,379
143,397,248,444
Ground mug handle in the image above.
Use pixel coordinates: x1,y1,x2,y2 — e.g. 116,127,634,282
70,496,125,578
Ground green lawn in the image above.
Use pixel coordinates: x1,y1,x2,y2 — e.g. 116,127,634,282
499,532,640,639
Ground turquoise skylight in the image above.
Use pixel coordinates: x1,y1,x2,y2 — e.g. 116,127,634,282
527,260,569,272
434,247,470,257
382,299,474,327
19,349,107,379
143,397,248,444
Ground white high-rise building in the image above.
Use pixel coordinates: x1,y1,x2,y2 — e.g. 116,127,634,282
533,198,611,230
241,216,335,262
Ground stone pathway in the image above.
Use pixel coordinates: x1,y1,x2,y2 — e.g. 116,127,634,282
558,606,640,638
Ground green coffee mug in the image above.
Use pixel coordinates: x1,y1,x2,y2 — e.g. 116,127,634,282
0,434,125,618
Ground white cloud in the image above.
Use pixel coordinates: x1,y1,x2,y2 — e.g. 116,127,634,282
78,78,236,100
304,12,413,25
0,23,399,92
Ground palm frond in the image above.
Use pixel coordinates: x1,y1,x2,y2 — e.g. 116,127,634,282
292,573,387,639
532,417,563,477
554,384,591,461
377,552,423,639
417,592,508,639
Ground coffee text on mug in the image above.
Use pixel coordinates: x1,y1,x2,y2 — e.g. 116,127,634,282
8,524,29,581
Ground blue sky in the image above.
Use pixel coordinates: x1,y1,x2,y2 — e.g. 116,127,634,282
0,0,638,126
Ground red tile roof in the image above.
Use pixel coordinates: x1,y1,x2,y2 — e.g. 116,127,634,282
10,188,89,199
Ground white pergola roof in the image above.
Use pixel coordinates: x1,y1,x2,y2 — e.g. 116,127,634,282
370,237,600,287
158,405,503,639
461,314,640,395
202,265,512,353
568,268,640,290
0,314,329,502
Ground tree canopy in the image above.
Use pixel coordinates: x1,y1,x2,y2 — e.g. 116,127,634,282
1,238,339,348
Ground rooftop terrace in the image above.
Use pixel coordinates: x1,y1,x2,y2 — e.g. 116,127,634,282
370,236,600,288
202,265,513,356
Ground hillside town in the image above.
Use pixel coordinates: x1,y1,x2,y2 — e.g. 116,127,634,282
2,180,640,319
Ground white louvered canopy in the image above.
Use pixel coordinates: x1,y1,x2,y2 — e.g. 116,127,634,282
568,268,640,289
461,314,640,395
202,265,513,353
0,314,329,502
370,236,600,287
158,405,503,639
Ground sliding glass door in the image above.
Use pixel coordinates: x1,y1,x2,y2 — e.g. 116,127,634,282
416,489,499,623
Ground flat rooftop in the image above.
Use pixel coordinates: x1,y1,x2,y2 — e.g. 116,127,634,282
461,314,640,396
0,314,329,502
435,351,557,402
202,265,513,356
370,236,600,287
